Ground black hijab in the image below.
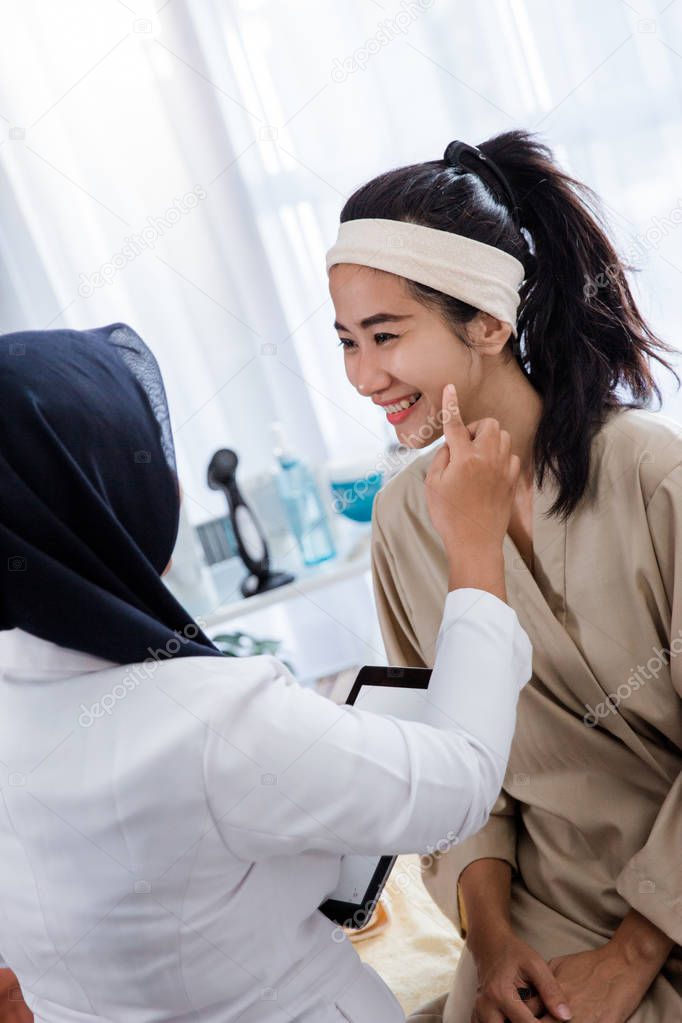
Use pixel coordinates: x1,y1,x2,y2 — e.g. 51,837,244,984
0,322,220,663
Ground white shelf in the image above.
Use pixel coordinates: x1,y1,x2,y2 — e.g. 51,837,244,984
203,554,371,628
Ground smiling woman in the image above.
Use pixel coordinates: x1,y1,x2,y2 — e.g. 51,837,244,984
325,131,682,1023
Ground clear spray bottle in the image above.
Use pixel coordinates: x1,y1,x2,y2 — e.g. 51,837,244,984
271,422,337,567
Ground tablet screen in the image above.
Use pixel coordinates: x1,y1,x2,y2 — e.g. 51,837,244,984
328,854,384,904
352,683,432,719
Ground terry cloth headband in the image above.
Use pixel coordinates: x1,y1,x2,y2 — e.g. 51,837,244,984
325,218,526,335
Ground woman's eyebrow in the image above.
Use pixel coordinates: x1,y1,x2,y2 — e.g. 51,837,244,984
333,313,413,332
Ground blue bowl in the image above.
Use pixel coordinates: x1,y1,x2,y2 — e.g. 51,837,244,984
330,472,383,522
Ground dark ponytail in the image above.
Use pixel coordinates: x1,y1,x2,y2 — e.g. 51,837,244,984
340,129,679,519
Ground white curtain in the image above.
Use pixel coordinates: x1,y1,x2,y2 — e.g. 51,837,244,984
1,0,682,525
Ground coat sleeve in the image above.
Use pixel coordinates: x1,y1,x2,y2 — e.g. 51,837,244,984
202,588,532,865
371,489,521,936
614,465,682,945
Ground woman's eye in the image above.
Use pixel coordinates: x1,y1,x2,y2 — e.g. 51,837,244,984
337,332,397,350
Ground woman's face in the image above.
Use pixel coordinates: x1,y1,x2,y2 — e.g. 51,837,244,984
329,263,488,448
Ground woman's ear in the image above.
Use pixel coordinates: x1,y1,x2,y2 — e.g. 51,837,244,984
468,311,514,356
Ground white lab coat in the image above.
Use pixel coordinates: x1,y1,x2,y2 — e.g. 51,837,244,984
0,588,531,1022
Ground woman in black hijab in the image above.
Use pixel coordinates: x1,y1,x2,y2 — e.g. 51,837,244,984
0,324,536,1023
0,322,219,663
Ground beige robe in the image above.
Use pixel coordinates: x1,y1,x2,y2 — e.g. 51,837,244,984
371,407,682,1022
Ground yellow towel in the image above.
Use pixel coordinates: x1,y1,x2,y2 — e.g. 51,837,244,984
353,854,462,1015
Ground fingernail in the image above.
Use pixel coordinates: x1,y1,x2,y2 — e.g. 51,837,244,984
445,383,455,397
557,1005,572,1020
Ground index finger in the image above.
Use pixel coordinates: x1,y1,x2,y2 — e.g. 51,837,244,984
441,383,470,453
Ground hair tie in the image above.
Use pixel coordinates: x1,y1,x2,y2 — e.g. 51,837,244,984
444,139,521,229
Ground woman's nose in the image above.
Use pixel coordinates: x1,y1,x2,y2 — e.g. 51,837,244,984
353,353,392,397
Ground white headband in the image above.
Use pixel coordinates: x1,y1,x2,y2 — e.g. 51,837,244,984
325,218,525,335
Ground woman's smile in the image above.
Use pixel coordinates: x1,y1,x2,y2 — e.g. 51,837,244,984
374,391,422,424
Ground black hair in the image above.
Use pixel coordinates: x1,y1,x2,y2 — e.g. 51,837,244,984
339,129,679,519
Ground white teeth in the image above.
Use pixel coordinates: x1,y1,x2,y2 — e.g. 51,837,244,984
385,393,420,414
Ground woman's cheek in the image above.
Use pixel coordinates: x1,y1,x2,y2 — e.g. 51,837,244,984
396,397,444,449
386,349,420,384
418,399,445,445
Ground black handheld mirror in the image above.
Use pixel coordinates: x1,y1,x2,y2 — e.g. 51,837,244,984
207,448,294,598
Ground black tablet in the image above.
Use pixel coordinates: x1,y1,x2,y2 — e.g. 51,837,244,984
319,664,432,930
